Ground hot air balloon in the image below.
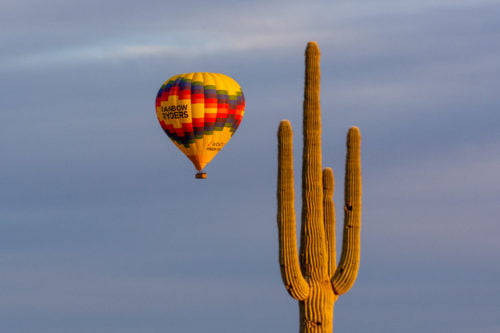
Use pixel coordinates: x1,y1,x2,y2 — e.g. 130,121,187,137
155,72,245,179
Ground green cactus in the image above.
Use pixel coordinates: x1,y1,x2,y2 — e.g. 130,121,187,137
277,41,362,332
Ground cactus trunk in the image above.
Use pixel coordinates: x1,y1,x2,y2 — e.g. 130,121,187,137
277,41,362,333
299,281,335,332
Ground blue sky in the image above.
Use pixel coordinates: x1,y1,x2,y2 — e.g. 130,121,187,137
1,0,499,332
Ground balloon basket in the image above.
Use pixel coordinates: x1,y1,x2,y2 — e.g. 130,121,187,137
195,172,207,179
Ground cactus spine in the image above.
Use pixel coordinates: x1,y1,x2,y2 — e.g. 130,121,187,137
277,41,362,332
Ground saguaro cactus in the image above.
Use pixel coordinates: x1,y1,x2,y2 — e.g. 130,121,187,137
277,41,362,332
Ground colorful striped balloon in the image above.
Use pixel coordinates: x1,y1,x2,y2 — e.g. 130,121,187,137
155,72,245,178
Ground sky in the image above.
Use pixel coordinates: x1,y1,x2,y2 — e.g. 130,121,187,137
1,0,499,332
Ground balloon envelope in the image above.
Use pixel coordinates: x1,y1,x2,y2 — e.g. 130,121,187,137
155,72,245,172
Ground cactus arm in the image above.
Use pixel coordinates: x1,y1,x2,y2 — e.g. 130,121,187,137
277,120,310,301
300,41,328,281
322,168,337,278
332,127,362,295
